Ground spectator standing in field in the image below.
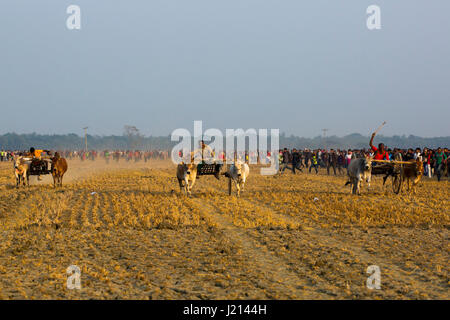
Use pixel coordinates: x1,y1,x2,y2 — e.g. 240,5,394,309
104,150,110,164
319,150,327,168
345,150,352,171
385,148,391,160
280,148,291,174
430,149,436,176
300,151,305,169
278,150,283,173
413,148,422,161
337,151,344,175
309,152,319,174
433,147,447,182
320,151,328,169
1,150,7,161
291,148,302,174
444,148,450,178
422,148,431,177
304,149,311,168
296,150,304,170
327,149,338,175
404,148,415,161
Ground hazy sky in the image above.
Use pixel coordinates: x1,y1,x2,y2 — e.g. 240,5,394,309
1,1,449,137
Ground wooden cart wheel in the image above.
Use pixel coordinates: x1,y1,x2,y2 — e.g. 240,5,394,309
392,173,402,194
392,153,404,194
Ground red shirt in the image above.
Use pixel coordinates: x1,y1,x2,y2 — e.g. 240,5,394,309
371,146,389,160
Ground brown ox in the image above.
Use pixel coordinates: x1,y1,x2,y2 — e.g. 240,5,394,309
51,153,68,187
176,162,197,196
176,155,198,196
402,158,424,193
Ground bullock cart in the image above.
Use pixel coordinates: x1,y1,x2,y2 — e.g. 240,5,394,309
20,157,52,176
196,162,223,177
371,156,420,194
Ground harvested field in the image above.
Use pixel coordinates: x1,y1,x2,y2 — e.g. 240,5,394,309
0,160,448,299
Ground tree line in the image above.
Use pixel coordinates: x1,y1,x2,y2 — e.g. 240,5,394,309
0,132,448,151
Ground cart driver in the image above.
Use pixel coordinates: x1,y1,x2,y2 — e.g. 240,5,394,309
369,132,393,183
29,147,51,180
369,133,389,161
29,147,51,159
191,140,221,180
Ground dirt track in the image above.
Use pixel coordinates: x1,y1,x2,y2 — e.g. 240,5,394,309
0,159,448,299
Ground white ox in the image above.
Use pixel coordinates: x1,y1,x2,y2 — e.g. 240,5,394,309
345,156,372,195
224,162,249,197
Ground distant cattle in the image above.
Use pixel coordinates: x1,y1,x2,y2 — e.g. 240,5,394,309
51,153,68,187
345,156,372,195
402,158,424,193
176,161,197,196
224,162,250,197
14,156,30,188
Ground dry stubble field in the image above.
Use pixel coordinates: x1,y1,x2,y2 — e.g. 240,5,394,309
0,159,448,299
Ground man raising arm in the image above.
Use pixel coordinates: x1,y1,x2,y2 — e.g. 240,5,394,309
369,132,389,161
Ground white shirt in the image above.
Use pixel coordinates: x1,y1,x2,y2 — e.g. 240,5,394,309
192,145,215,163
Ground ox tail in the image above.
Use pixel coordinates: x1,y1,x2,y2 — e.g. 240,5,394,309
344,180,351,186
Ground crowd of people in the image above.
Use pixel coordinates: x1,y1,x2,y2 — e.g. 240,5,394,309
0,150,14,162
1,146,448,181
59,150,170,163
0,149,170,163
276,146,449,181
